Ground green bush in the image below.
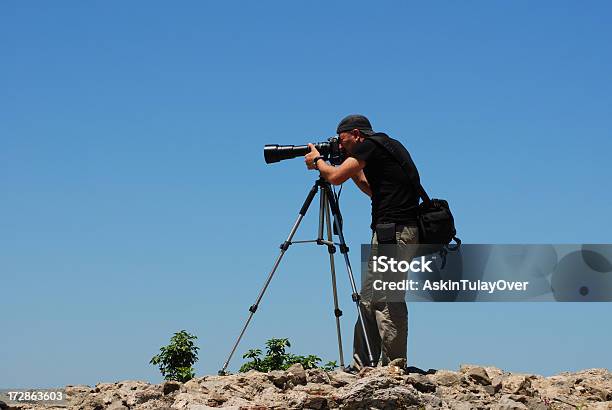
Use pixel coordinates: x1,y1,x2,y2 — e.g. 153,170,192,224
150,330,199,382
322,360,338,371
240,338,337,373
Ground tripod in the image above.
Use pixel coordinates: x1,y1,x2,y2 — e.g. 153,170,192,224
219,177,375,375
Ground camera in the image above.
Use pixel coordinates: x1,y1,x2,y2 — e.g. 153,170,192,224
264,136,346,166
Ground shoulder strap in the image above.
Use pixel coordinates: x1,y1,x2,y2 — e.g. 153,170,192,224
367,133,431,204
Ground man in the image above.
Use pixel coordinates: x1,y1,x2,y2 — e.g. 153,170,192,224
304,114,421,369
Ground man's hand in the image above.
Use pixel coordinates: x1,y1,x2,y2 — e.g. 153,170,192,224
304,143,321,170
304,143,366,185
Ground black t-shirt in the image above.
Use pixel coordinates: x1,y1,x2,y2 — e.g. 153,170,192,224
351,136,419,230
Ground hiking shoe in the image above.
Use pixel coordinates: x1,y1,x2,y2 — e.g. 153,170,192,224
343,365,360,374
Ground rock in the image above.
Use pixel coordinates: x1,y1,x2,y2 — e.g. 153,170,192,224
353,365,406,380
241,386,282,408
232,370,273,392
387,364,405,377
388,357,406,368
300,394,327,409
107,400,129,410
0,400,7,410
305,368,331,384
66,384,94,394
267,370,288,388
293,382,335,396
138,400,175,410
17,365,610,410
187,405,238,410
491,376,503,393
117,380,150,391
501,374,533,396
357,366,376,378
328,369,357,387
521,398,550,410
420,393,443,407
334,376,419,409
506,394,529,404
99,390,122,405
465,366,491,386
573,368,612,401
589,403,612,410
171,391,213,409
403,373,437,393
454,391,480,402
483,384,498,395
485,366,504,380
182,376,204,391
162,381,181,395
431,370,462,387
286,363,307,385
127,386,163,406
76,394,106,410
493,395,528,410
449,402,476,410
459,364,480,373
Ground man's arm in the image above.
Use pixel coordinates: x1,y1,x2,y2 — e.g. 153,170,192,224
305,144,365,185
351,169,372,197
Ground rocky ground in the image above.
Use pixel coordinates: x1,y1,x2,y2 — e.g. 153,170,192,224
2,363,611,410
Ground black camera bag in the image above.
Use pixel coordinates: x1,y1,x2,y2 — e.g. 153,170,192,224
367,134,460,257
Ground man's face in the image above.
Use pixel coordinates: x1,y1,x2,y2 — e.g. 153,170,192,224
338,129,363,154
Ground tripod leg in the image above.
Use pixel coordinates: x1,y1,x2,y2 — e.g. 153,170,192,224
322,190,345,369
322,183,376,367
219,183,319,375
318,185,325,241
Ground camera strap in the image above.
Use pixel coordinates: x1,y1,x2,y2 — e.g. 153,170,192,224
367,133,461,260
367,133,430,204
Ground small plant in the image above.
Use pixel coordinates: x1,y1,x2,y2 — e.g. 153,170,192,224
266,338,290,370
286,354,322,370
150,330,199,382
240,337,331,372
322,361,338,371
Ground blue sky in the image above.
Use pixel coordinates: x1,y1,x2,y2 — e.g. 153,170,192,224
1,1,611,387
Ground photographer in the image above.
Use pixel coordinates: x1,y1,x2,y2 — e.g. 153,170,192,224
305,114,421,370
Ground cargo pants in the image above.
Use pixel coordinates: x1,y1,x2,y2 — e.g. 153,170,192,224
353,224,419,367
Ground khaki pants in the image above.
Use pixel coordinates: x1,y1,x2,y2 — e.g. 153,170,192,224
353,225,419,367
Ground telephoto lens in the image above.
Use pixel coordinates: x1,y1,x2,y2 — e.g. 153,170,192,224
264,137,345,165
264,144,310,163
